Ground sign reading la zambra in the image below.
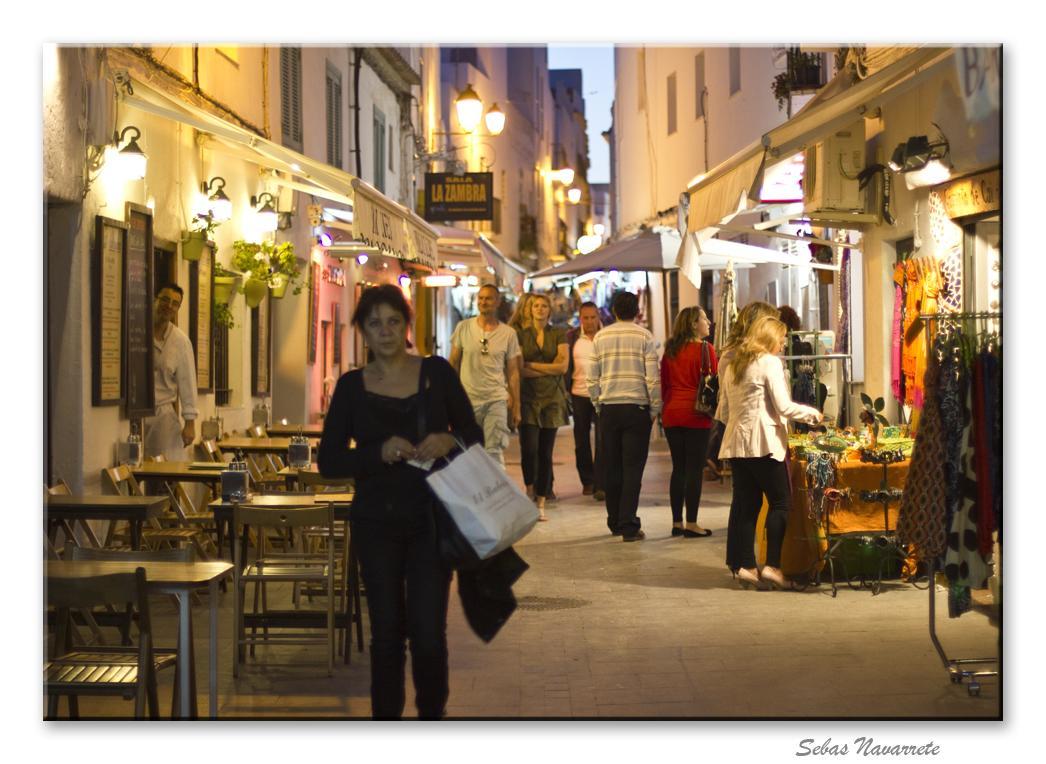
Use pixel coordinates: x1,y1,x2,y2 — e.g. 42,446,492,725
940,169,1000,219
424,172,494,221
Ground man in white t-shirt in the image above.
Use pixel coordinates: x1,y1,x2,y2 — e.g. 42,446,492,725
566,302,604,499
449,284,522,466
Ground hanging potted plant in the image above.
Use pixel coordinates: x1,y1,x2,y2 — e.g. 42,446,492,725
213,300,236,330
181,213,221,263
213,264,241,306
232,239,303,307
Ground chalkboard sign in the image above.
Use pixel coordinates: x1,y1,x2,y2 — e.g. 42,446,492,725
124,203,155,418
189,241,214,392
92,216,127,406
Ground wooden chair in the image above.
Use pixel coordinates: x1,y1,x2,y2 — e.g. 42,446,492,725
101,466,210,559
45,567,178,719
145,456,219,556
246,424,267,438
46,479,103,553
199,439,229,464
232,502,336,676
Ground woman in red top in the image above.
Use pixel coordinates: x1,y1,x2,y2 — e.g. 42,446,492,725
660,306,717,537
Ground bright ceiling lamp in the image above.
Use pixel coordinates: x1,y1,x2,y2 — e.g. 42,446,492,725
567,187,582,204
455,84,484,133
111,125,147,180
484,103,506,136
203,177,233,222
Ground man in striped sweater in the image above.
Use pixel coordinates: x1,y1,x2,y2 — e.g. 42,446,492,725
587,291,662,542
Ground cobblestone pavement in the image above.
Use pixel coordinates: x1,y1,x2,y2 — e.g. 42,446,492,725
54,429,1000,720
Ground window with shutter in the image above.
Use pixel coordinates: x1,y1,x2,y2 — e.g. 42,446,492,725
388,124,394,172
280,47,303,151
326,63,342,168
373,107,386,194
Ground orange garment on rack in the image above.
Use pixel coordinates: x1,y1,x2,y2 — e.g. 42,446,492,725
901,258,941,409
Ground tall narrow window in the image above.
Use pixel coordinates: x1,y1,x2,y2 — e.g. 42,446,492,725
373,107,386,194
694,53,706,118
280,47,303,151
666,72,677,135
325,63,342,168
729,47,741,95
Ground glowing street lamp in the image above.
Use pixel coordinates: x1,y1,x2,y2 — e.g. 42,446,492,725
455,84,484,133
484,102,506,136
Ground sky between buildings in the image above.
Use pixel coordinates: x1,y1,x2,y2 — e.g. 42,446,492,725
548,45,614,186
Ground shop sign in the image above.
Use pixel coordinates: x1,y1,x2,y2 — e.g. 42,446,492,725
424,172,494,221
352,179,407,259
405,213,439,270
954,47,1000,123
940,169,1000,219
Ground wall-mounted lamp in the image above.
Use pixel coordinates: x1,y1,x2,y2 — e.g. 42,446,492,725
552,168,575,186
251,192,279,233
567,187,583,205
111,125,147,180
203,177,232,222
455,84,484,133
887,130,951,189
484,103,506,136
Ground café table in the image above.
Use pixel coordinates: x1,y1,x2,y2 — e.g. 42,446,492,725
131,460,226,488
266,422,324,438
45,495,170,550
217,436,318,456
46,559,233,718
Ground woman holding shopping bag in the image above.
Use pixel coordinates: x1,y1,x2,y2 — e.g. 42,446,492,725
319,284,483,720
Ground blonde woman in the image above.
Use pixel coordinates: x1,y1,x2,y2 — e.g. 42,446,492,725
716,315,822,590
516,293,569,519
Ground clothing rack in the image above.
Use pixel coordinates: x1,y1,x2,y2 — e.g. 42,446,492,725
781,345,854,427
916,310,1001,697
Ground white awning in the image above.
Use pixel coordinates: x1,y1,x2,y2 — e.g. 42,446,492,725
686,143,767,233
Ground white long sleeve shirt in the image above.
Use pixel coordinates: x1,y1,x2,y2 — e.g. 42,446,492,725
153,322,198,420
715,352,820,462
587,320,661,414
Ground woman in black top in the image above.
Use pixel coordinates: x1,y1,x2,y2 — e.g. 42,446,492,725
318,284,482,720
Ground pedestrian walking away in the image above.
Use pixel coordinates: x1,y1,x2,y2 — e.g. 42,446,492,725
319,284,484,720
567,301,605,500
660,305,717,538
449,283,522,467
588,290,661,542
516,293,569,521
716,313,822,591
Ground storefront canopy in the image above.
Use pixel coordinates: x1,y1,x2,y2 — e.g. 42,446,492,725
431,225,527,292
685,46,955,237
121,70,437,270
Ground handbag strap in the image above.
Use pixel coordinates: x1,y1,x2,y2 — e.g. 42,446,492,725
698,341,710,385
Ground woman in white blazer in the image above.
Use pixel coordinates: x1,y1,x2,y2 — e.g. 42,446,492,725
716,315,822,590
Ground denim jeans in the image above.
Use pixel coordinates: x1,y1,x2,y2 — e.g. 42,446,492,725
571,394,603,490
725,456,791,571
599,404,653,535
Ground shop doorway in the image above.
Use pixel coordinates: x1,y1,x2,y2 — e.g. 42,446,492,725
964,215,1000,317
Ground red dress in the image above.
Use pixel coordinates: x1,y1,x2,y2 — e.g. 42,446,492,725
660,341,718,429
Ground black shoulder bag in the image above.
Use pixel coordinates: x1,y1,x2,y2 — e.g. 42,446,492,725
693,341,719,416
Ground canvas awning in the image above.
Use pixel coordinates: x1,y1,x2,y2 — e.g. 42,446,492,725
430,225,526,291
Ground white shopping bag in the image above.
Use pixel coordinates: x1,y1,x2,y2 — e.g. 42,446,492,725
425,443,539,559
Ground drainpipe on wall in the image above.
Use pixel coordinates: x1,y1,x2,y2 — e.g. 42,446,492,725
352,47,363,178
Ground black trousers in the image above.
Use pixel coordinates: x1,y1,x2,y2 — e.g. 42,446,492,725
725,456,791,571
352,516,453,720
519,424,557,498
599,404,653,535
664,426,712,523
571,394,604,490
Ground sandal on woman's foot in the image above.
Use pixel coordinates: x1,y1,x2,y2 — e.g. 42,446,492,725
735,568,764,590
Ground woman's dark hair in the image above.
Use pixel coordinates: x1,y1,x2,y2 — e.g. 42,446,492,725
611,290,639,321
665,306,705,358
352,283,413,329
778,305,802,332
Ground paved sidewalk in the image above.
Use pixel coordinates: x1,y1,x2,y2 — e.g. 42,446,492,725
58,429,1000,719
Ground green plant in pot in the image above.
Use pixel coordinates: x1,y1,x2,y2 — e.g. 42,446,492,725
213,299,235,330
859,393,890,448
231,239,303,307
213,264,241,306
181,213,222,263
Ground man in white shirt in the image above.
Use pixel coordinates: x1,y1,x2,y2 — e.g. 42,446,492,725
144,283,199,461
567,302,604,499
449,284,522,466
587,291,661,541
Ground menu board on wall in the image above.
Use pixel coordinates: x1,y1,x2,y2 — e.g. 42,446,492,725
189,242,214,392
251,295,271,396
124,203,155,419
92,216,127,405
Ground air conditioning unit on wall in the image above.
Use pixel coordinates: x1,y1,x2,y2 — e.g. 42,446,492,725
803,121,866,215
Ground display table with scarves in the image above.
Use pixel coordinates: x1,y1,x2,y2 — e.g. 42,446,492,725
756,450,917,587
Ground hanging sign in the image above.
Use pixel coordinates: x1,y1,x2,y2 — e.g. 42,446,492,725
405,211,439,270
939,169,1000,219
424,172,494,221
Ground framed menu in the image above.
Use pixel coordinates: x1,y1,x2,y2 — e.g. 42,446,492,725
124,203,155,418
92,216,127,405
189,240,214,392
251,294,271,396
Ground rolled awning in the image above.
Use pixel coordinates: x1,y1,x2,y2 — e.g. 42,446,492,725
686,143,767,233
